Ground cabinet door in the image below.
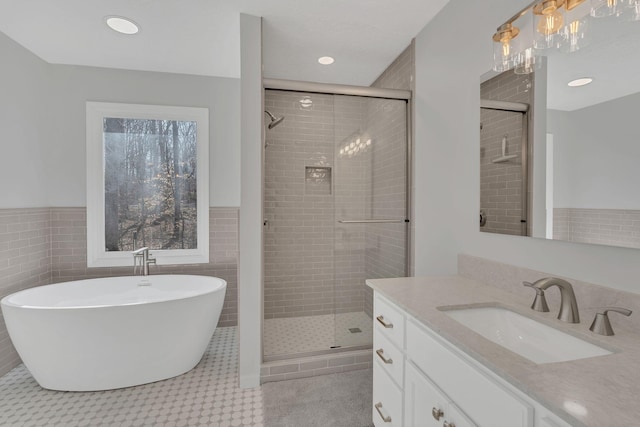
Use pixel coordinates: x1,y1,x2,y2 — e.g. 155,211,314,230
373,360,403,427
444,403,477,427
404,361,449,427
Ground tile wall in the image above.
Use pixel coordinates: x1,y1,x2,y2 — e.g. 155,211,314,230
263,91,372,319
260,348,372,384
263,45,414,321
0,207,238,378
263,91,339,319
553,208,640,249
333,95,371,315
480,71,533,236
364,42,414,317
0,209,51,377
362,97,408,307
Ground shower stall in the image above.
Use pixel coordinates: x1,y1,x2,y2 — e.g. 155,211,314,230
480,71,533,237
263,81,410,360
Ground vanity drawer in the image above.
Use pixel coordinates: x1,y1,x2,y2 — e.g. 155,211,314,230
373,359,403,427
373,326,404,388
406,319,533,427
373,294,405,349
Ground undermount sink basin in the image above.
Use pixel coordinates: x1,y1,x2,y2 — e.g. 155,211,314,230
441,306,613,364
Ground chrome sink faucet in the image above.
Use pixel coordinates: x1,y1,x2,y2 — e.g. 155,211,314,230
523,277,580,323
132,247,156,276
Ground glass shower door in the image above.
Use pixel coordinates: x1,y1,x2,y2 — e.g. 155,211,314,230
333,94,408,349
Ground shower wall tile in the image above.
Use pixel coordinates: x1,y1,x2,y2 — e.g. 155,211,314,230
48,207,239,327
480,71,533,236
264,45,413,321
553,208,640,249
371,43,414,92
0,208,51,378
264,91,370,319
364,42,414,319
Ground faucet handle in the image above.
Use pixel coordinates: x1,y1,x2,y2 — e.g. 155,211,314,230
523,281,550,312
589,307,633,336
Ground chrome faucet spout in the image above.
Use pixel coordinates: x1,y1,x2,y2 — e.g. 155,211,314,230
132,247,156,276
524,277,580,323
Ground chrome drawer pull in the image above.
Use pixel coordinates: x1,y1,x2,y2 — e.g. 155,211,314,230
376,315,394,328
432,407,444,420
375,348,393,364
374,402,392,423
443,422,456,427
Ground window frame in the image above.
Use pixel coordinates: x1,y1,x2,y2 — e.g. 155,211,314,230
86,101,209,268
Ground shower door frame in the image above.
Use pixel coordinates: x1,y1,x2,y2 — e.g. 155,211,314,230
262,79,412,360
264,78,413,278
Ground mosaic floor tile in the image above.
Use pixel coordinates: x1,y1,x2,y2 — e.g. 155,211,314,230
0,327,264,427
263,312,372,357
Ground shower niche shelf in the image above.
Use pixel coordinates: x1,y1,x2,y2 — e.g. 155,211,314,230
305,166,332,195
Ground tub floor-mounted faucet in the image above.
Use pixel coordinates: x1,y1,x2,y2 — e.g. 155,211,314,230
132,247,156,276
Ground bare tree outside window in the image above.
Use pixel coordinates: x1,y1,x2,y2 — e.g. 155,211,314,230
103,117,198,252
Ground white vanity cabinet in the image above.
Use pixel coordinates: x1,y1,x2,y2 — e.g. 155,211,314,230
372,292,575,427
405,361,476,427
372,293,406,427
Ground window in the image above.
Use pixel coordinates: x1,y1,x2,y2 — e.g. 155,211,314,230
86,102,209,267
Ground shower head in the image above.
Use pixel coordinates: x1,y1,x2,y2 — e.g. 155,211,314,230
265,110,284,129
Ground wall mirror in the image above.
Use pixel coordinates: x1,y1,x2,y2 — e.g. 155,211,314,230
480,0,640,250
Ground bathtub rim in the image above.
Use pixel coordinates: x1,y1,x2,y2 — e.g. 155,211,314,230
0,274,227,311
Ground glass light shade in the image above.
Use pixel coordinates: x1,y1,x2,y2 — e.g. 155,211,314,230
623,0,640,20
492,24,520,72
559,16,590,52
565,0,588,9
534,10,564,49
591,0,623,17
493,39,516,71
514,48,542,74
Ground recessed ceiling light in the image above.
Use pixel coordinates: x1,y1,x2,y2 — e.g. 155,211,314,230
318,56,335,65
105,16,140,35
567,77,593,87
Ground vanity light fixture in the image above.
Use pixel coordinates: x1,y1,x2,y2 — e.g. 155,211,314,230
533,0,565,49
105,16,140,35
567,77,593,86
491,0,631,73
625,0,640,20
591,0,622,17
318,56,335,65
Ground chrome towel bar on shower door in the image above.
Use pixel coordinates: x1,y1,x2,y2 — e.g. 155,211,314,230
338,219,407,224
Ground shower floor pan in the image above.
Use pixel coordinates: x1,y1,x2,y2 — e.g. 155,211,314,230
264,311,373,359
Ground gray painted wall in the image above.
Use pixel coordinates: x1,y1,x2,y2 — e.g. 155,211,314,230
238,13,263,388
548,91,640,210
0,31,241,209
414,0,640,293
0,32,52,208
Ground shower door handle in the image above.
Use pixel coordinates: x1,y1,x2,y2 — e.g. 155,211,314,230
338,219,406,224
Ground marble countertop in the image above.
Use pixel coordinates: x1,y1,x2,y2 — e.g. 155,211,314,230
366,276,640,427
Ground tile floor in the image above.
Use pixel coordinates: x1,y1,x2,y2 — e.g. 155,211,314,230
263,312,373,357
0,327,263,427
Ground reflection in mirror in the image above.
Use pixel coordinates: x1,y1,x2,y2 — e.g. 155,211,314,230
480,73,533,236
480,0,640,250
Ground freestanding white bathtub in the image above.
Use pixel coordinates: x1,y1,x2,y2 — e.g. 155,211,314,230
0,275,226,391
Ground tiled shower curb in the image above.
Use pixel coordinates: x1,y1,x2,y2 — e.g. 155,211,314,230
261,349,372,384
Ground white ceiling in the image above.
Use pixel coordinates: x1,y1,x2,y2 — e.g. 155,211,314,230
0,0,450,86
547,17,640,111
